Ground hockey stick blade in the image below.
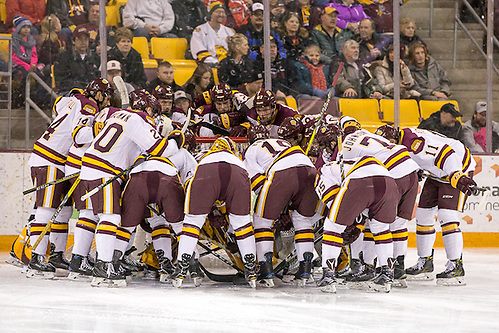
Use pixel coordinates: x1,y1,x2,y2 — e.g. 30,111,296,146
23,172,79,195
198,262,242,283
476,188,491,212
181,107,192,133
113,76,129,108
197,122,230,136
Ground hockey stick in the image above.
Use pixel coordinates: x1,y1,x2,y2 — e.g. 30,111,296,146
31,178,80,251
304,62,344,156
113,76,129,109
197,121,231,136
81,155,150,201
23,172,79,195
198,262,242,283
337,135,345,181
197,241,244,273
181,107,192,134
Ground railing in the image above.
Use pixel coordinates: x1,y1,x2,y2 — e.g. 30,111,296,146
25,73,59,149
0,35,12,149
452,0,499,76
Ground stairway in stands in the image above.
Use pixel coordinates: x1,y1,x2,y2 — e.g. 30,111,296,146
401,0,499,120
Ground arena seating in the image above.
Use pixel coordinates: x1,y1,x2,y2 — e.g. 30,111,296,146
419,100,461,120
379,99,421,127
339,99,382,132
150,37,188,61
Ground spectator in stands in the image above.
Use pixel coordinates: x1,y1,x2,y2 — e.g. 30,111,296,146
295,44,331,98
360,0,408,34
252,35,299,101
239,70,263,98
49,0,89,39
373,43,418,99
400,17,426,55
170,0,208,40
270,0,286,29
6,0,46,33
278,11,310,62
174,90,192,115
418,103,463,140
182,63,214,99
106,60,134,95
310,6,341,65
191,2,235,65
408,42,452,101
328,0,369,34
122,0,176,40
221,0,252,29
77,1,100,48
37,14,68,76
330,39,381,98
148,61,181,92
357,18,388,64
108,27,147,89
237,2,285,59
285,0,321,31
54,26,99,92
217,33,252,89
462,101,499,152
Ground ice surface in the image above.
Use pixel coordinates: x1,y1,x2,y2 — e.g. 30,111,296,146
1,248,498,333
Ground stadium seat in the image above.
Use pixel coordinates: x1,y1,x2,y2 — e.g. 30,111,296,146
212,67,219,85
0,0,6,24
0,33,10,62
339,98,382,132
285,96,297,111
132,37,157,68
105,6,118,27
419,100,460,120
379,99,421,128
150,38,188,61
169,60,197,86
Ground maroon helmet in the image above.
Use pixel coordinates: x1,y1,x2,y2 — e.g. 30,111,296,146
85,78,114,98
184,129,197,152
277,116,304,140
129,89,149,106
152,84,174,100
315,123,343,145
375,125,400,143
254,89,276,109
210,83,232,103
132,91,161,116
248,124,270,144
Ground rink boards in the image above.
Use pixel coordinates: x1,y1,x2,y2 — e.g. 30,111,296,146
1,151,498,249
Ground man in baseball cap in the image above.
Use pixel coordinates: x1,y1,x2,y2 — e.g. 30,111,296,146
418,103,463,140
461,101,499,152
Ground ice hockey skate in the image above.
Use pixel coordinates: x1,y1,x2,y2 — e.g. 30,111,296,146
68,254,94,281
436,257,466,286
257,252,275,288
295,252,313,287
189,257,205,287
345,262,376,290
6,251,25,268
243,254,257,288
406,250,434,281
48,244,70,277
90,259,127,287
172,253,192,288
156,250,175,283
368,259,395,293
26,253,56,279
317,259,337,293
393,255,407,288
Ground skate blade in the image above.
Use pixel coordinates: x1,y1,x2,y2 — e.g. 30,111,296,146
54,268,69,277
6,256,26,268
368,282,392,293
393,279,408,288
258,278,275,288
91,277,109,287
436,276,466,286
67,271,92,281
26,269,54,279
109,279,127,287
281,274,295,284
192,276,203,287
406,272,434,281
248,279,257,289
172,277,184,288
346,281,370,290
319,284,337,293
159,274,172,284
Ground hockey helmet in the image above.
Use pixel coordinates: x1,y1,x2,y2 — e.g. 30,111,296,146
210,136,238,154
210,83,233,103
85,78,114,98
315,123,343,146
254,89,276,110
277,116,304,140
375,125,400,143
184,129,197,152
131,90,161,116
129,89,149,105
248,124,270,144
152,84,174,101
339,116,361,137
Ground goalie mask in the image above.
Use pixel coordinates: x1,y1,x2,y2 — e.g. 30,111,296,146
248,124,270,144
375,125,400,144
210,136,238,155
339,115,361,137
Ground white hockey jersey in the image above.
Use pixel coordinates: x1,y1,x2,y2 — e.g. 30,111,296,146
243,138,315,191
341,129,419,179
399,128,475,179
80,110,178,181
29,93,98,172
190,22,234,64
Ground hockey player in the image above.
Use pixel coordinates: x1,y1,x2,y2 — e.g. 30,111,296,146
375,125,476,286
27,78,114,278
194,83,250,136
244,128,319,287
339,117,420,287
172,137,257,288
120,114,197,283
151,84,175,117
247,89,298,138
79,92,184,287
315,151,399,293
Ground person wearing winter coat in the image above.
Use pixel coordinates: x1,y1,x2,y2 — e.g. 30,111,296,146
122,0,176,39
295,44,331,97
310,6,341,65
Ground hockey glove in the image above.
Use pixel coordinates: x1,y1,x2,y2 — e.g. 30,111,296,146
168,130,185,149
229,125,248,137
450,171,476,196
341,214,367,245
417,169,425,182
219,112,248,129
275,211,293,231
208,208,227,228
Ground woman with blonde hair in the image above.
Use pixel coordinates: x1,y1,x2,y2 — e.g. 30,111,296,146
182,63,214,100
278,11,310,61
400,17,426,52
217,33,253,89
37,14,68,70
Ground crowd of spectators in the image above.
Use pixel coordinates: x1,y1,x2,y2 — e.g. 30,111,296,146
2,0,495,152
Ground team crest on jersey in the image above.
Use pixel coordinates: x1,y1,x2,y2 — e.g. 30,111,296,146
83,104,96,115
411,139,422,152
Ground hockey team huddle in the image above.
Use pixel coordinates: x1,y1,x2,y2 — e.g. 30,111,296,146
14,77,477,293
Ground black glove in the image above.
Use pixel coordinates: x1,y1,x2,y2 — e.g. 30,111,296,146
341,214,367,245
219,112,247,129
208,208,227,228
450,171,476,196
229,125,248,137
417,169,425,182
168,130,185,149
275,211,293,231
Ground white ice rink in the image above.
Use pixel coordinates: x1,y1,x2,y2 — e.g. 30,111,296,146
1,248,498,333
